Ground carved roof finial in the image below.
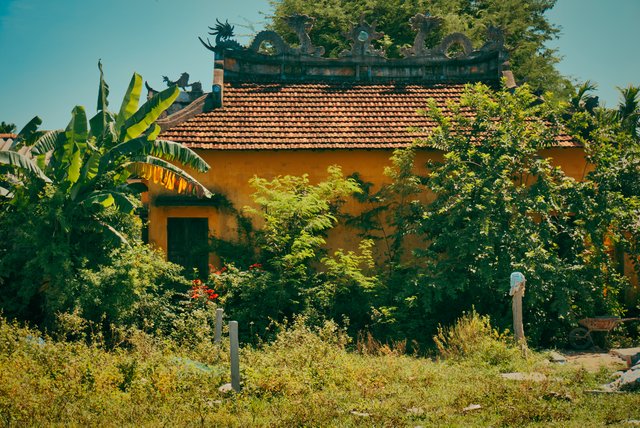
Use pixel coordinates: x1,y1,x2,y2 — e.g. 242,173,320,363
340,15,385,58
284,13,325,57
480,24,505,51
401,12,444,58
199,19,243,52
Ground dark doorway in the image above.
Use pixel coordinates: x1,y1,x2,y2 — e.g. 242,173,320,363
167,217,209,278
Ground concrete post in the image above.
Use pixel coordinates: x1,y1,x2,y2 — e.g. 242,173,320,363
229,321,241,392
214,308,224,344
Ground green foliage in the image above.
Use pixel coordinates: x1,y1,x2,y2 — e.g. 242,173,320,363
222,166,368,338
0,315,637,426
70,244,191,340
269,0,571,94
413,83,621,345
434,309,522,369
567,84,640,310
309,240,379,335
0,63,211,327
0,121,16,134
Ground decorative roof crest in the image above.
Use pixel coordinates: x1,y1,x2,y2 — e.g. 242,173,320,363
199,19,243,52
284,13,325,57
401,12,444,58
339,15,385,58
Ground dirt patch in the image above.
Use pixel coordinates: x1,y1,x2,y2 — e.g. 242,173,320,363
563,351,628,372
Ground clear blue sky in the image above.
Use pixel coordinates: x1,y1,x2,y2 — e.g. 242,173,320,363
1,0,638,130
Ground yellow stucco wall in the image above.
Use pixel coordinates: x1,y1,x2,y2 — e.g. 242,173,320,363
146,145,638,303
148,146,588,255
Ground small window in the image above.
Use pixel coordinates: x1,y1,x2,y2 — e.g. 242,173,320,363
167,217,209,278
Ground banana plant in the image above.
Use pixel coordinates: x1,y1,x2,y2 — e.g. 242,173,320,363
23,62,211,213
2,63,212,244
0,117,52,197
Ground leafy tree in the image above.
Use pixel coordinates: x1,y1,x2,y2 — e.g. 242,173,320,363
222,166,364,337
0,63,211,325
0,122,16,134
407,83,619,345
268,0,570,94
567,84,640,309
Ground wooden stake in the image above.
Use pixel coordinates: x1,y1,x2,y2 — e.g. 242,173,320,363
214,308,224,344
229,321,241,392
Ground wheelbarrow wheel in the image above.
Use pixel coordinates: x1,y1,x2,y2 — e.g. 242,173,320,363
569,327,592,350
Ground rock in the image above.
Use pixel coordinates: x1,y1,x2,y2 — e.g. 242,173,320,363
610,348,640,368
463,404,482,412
218,383,234,393
611,371,625,379
350,410,370,417
618,369,640,392
549,351,567,363
500,372,547,382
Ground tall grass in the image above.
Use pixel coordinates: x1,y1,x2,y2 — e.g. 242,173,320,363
0,314,638,426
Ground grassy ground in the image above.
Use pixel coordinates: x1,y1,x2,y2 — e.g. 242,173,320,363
0,316,638,427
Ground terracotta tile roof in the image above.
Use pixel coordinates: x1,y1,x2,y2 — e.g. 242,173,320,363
160,82,578,149
0,134,17,151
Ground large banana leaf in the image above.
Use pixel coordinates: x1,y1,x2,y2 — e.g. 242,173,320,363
124,155,212,198
81,190,136,213
86,60,113,150
68,151,102,201
11,116,42,149
0,150,51,182
67,150,83,185
121,85,179,141
96,60,109,112
60,106,88,184
64,106,88,149
149,139,210,172
146,123,161,140
102,137,210,173
115,73,143,135
30,130,64,155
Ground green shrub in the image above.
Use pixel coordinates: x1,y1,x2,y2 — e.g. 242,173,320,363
66,243,191,342
433,309,523,369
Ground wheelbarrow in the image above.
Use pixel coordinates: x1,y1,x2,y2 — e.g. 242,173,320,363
569,316,640,350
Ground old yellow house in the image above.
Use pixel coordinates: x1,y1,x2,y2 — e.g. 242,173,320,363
146,14,597,281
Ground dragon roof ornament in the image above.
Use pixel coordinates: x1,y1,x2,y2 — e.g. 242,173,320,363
197,13,509,83
199,12,505,60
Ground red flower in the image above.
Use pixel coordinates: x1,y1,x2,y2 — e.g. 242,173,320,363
192,279,202,286
249,263,262,270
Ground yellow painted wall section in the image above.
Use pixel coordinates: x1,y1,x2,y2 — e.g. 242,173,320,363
149,148,441,254
148,147,590,257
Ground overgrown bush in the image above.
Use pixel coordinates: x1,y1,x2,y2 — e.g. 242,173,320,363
434,309,523,369
220,166,371,340
68,243,191,341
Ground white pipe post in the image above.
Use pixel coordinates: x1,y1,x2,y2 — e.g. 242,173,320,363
229,321,241,392
214,308,224,344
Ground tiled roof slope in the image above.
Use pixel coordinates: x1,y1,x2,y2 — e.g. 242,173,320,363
0,134,18,151
160,82,577,150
